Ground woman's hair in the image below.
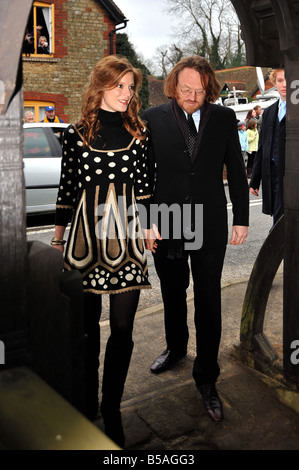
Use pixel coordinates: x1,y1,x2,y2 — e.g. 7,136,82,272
164,56,221,103
78,55,146,145
247,118,257,130
245,109,256,120
39,36,47,44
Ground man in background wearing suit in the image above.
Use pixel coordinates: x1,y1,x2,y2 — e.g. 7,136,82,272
143,56,249,422
250,69,287,226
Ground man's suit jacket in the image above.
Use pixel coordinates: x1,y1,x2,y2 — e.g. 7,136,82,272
143,100,249,249
250,100,286,216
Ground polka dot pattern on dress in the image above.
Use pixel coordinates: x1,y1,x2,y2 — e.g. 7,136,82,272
56,124,151,294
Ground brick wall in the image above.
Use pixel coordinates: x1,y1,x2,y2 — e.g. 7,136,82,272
23,0,115,123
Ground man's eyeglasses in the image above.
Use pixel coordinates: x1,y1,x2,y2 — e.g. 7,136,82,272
178,85,205,96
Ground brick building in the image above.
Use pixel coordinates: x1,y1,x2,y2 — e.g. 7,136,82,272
22,0,126,123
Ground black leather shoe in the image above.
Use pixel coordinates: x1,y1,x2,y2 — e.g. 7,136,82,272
150,348,186,374
198,383,223,422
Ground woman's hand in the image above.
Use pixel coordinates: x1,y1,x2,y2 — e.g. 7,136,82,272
250,187,259,196
52,244,65,254
143,224,162,253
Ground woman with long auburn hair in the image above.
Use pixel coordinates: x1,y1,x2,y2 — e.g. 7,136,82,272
79,55,146,146
51,55,155,447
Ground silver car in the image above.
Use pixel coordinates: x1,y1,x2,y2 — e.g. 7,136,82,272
23,122,69,214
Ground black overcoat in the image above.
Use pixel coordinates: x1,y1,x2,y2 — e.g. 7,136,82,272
143,100,249,249
250,100,286,216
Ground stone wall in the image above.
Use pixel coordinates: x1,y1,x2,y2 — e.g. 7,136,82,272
23,0,116,123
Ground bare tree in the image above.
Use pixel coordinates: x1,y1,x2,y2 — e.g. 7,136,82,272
153,44,184,77
166,0,245,70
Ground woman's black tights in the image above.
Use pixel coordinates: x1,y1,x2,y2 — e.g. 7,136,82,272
83,290,140,420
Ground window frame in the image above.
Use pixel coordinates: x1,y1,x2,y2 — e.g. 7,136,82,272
23,1,55,58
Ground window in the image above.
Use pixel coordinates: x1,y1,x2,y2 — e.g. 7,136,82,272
23,128,52,157
24,101,55,122
23,2,55,56
23,127,64,158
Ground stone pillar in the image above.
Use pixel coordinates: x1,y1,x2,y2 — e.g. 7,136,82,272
0,0,40,367
0,84,29,367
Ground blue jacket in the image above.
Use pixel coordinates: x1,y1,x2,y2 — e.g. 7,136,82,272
238,129,248,151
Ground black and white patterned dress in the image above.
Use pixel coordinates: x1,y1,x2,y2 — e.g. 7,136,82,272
55,110,152,295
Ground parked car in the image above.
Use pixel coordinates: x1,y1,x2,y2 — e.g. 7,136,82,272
23,122,69,214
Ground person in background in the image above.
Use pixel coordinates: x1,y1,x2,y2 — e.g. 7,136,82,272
253,105,263,133
245,108,257,123
37,36,49,54
246,118,259,178
41,106,64,123
143,56,249,423
51,55,154,448
238,121,249,169
23,32,34,56
250,69,287,226
24,111,35,123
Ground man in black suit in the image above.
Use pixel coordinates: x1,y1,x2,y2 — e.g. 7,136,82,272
143,56,249,422
250,69,286,226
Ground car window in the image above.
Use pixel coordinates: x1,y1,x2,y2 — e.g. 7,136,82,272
48,127,65,146
24,128,52,157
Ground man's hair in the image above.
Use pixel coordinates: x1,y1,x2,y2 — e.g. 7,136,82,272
269,68,284,85
164,56,221,103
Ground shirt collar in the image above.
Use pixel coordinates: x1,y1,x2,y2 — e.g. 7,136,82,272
183,108,201,130
279,98,286,108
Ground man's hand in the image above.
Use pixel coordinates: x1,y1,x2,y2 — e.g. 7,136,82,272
230,226,248,245
143,224,162,253
250,187,259,196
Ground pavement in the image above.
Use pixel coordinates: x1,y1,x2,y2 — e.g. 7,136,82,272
93,269,299,451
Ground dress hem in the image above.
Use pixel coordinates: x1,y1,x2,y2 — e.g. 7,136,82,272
82,284,152,295
56,204,74,209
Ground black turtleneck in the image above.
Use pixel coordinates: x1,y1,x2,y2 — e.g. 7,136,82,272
92,108,132,150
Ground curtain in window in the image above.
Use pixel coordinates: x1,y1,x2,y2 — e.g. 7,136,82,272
41,7,52,53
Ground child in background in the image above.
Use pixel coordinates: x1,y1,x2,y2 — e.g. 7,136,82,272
238,121,248,170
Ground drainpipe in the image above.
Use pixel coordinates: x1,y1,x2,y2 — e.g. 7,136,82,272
109,20,128,54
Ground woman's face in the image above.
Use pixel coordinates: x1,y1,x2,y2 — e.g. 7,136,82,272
101,71,135,113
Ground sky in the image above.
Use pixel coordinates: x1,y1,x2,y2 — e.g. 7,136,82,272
115,0,176,62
